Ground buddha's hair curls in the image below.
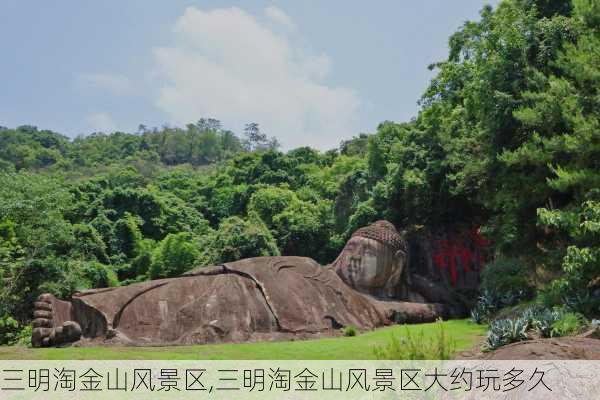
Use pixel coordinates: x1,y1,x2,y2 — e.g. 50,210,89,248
351,220,407,253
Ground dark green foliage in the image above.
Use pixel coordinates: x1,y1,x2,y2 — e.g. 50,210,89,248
470,285,531,325
271,198,333,258
342,326,357,337
471,258,534,324
128,239,154,281
0,315,26,346
113,213,144,259
247,187,296,226
149,233,200,279
72,224,109,263
201,216,280,265
0,126,69,170
480,258,533,299
0,121,245,172
340,133,369,157
344,201,378,238
81,261,119,288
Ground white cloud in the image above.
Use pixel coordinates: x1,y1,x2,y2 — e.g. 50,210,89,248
76,73,134,96
152,6,360,150
264,6,295,31
86,112,117,133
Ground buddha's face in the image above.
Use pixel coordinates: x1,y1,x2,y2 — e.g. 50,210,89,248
333,236,406,294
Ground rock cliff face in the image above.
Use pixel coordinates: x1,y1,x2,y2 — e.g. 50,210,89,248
407,227,490,293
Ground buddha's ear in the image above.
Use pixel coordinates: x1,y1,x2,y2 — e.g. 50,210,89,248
394,249,411,284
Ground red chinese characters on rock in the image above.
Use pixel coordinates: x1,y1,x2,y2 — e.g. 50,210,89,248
432,228,490,286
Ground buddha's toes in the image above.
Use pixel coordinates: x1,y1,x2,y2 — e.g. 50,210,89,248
31,294,82,348
31,294,55,347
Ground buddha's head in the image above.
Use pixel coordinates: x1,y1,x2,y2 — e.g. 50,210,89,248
332,220,408,297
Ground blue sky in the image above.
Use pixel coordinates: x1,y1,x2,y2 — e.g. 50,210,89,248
1,1,498,149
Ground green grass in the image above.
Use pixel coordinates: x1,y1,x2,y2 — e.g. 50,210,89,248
0,319,485,360
373,319,458,359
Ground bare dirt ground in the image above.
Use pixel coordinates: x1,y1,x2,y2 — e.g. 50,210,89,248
459,336,600,360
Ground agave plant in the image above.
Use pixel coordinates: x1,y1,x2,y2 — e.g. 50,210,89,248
485,317,529,350
481,289,501,309
506,317,528,341
486,330,505,350
520,305,545,326
486,320,507,350
470,306,485,324
470,290,498,324
531,309,563,338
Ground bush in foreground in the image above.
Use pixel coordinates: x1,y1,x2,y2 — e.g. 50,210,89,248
551,312,587,337
0,315,31,346
485,306,590,350
373,319,456,360
342,326,357,337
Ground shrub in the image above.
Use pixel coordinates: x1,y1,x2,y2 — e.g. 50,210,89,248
149,232,200,279
0,315,30,346
537,284,564,309
536,201,600,319
15,325,32,347
539,284,600,318
551,312,587,337
484,305,590,350
0,315,20,346
563,292,600,318
373,319,456,360
82,261,119,288
530,308,563,338
247,187,296,226
200,215,280,265
470,288,529,324
480,258,532,299
342,326,357,337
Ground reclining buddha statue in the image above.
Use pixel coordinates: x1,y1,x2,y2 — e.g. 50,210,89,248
31,220,462,347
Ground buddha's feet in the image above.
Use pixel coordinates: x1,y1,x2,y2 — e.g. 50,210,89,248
31,294,82,348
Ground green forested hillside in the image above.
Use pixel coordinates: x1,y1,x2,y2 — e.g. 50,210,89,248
1,0,599,344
